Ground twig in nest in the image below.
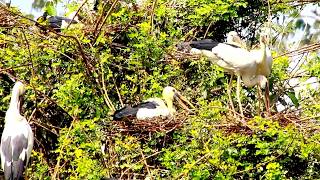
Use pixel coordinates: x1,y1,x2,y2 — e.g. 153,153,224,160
113,113,188,134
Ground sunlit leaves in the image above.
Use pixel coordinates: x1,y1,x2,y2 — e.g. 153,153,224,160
1,0,319,179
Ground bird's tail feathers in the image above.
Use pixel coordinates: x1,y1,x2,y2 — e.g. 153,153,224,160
4,160,25,180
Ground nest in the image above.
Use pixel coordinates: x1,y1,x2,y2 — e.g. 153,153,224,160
215,111,320,136
165,50,201,62
272,112,320,133
112,112,189,135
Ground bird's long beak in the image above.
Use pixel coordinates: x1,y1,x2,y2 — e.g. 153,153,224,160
174,92,195,113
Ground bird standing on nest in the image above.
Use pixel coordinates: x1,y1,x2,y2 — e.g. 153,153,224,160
37,12,79,32
181,32,272,117
113,86,194,120
0,81,34,180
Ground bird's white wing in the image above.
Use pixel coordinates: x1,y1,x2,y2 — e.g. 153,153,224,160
144,98,167,108
211,44,257,73
136,98,170,120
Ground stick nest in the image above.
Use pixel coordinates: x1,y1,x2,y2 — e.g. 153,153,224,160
165,50,201,62
112,112,189,135
217,111,320,136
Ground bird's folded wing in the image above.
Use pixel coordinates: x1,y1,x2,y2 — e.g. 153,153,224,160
1,133,29,179
211,43,256,70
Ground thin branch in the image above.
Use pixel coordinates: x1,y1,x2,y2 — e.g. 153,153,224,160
52,119,76,179
203,21,214,39
100,61,116,112
120,150,163,179
21,28,39,114
174,153,211,179
93,2,108,36
274,43,320,59
140,151,152,178
65,0,87,30
93,0,120,44
112,76,124,107
150,0,158,35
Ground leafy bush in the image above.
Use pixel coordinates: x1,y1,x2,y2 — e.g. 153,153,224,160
0,0,319,179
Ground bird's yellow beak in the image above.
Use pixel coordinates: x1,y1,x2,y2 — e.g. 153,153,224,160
174,92,195,113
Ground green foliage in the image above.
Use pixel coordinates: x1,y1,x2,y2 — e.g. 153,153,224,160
160,116,320,179
0,0,319,179
28,151,50,180
54,118,106,179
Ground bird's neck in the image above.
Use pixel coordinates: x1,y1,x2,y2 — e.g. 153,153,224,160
43,12,48,20
8,92,21,116
256,43,267,64
165,98,175,114
256,43,271,76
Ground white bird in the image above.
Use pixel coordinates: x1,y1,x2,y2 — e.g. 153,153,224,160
187,33,272,116
226,31,247,48
0,81,34,180
113,86,194,120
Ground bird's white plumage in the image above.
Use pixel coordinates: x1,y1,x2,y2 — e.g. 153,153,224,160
136,87,176,120
190,32,273,116
211,43,255,72
0,82,34,179
199,35,272,88
136,98,171,120
1,117,33,167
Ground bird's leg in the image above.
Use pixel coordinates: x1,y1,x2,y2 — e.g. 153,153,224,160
236,75,244,117
257,85,262,116
227,74,235,116
265,80,271,116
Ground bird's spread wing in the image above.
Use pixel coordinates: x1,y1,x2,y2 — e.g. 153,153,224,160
1,133,29,179
113,101,160,120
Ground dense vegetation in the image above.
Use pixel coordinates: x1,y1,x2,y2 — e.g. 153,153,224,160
0,0,319,179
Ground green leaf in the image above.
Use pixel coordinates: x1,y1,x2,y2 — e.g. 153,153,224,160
287,91,299,107
44,2,56,15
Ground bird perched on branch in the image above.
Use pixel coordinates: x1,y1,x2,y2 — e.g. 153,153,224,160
37,11,79,32
180,32,272,116
113,86,194,120
0,81,34,180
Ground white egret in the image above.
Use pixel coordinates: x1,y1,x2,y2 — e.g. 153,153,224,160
0,81,34,180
